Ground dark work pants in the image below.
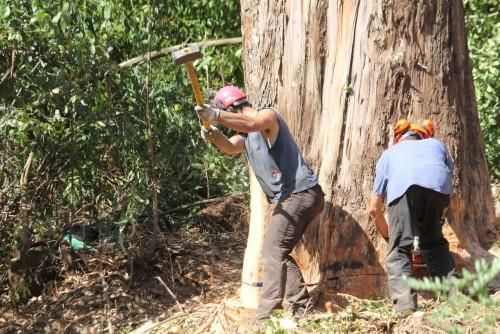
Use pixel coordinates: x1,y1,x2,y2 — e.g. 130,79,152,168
255,184,324,320
386,185,455,312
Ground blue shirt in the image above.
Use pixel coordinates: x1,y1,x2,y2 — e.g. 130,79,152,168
372,138,453,204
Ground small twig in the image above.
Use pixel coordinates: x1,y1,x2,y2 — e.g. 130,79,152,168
337,292,363,302
421,324,444,333
29,59,42,74
465,12,499,20
194,306,219,334
9,44,16,78
72,203,95,217
1,69,10,83
1,47,16,84
0,180,16,197
20,152,34,187
168,252,177,292
203,160,210,199
155,276,185,314
63,313,93,333
218,304,230,334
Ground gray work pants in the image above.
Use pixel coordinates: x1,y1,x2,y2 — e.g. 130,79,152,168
386,185,455,312
255,184,324,320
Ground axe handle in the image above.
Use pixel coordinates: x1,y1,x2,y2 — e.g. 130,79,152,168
186,62,211,129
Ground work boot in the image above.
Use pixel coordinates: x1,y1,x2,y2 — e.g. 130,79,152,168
246,318,267,333
291,298,315,318
394,308,415,319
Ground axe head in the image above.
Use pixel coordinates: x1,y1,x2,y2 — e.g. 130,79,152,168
172,44,202,65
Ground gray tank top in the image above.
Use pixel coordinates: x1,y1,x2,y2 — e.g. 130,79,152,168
244,108,318,203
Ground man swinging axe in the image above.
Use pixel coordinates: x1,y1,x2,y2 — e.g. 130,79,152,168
195,86,325,324
368,119,456,315
172,44,324,323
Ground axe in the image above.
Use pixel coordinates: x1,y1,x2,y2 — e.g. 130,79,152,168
172,44,210,129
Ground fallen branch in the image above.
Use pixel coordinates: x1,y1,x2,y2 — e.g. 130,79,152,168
194,305,220,334
218,304,231,334
113,37,242,72
20,151,34,250
30,37,243,108
155,276,185,314
162,192,245,215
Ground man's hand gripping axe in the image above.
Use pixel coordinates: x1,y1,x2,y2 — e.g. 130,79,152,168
172,44,211,130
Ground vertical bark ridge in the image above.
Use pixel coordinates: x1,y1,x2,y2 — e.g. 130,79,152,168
299,0,328,156
333,0,360,187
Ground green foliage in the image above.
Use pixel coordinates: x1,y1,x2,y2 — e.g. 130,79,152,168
406,258,500,334
263,316,290,334
0,0,246,256
425,294,498,334
464,0,500,180
257,297,394,334
407,258,500,302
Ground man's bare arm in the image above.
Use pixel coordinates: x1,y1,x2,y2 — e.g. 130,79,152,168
218,108,277,134
209,132,245,155
368,195,388,239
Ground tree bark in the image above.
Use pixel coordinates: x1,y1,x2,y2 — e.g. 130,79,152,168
240,0,497,304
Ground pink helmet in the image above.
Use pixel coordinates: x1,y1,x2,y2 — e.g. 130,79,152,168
211,86,247,109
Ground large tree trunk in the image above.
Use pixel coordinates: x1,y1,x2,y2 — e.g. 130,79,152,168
239,0,497,305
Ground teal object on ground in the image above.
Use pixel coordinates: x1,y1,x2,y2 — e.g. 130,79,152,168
63,234,97,252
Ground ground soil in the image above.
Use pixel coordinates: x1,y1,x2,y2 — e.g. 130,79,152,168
0,194,498,334
0,196,249,334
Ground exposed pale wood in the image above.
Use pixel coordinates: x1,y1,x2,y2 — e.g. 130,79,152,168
239,169,268,308
240,0,497,303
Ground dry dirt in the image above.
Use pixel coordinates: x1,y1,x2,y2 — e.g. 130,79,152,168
0,196,249,334
0,194,498,334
